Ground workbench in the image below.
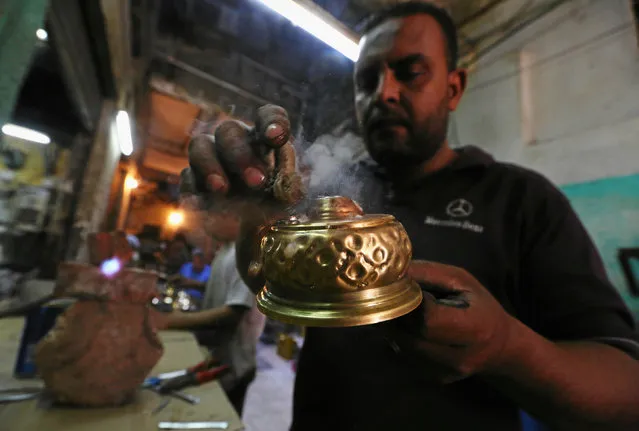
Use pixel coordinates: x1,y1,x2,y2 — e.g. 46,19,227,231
0,317,244,431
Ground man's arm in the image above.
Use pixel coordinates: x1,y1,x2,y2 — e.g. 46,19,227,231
491,179,639,429
177,277,207,290
486,319,639,430
401,177,639,430
165,305,246,330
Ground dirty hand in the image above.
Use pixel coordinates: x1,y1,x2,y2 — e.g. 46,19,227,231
385,260,517,383
180,105,305,207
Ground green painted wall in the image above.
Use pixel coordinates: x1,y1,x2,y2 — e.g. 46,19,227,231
561,174,639,316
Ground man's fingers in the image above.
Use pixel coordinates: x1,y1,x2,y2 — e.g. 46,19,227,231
408,260,473,293
386,292,474,345
188,135,229,194
214,120,269,189
272,142,305,204
179,167,197,196
255,105,291,149
188,105,294,197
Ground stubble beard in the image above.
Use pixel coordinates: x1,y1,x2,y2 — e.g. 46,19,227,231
366,101,451,172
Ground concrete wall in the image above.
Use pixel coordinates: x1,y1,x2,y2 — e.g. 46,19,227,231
455,0,639,185
455,0,639,310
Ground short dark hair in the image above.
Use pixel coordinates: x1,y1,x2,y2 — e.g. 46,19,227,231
361,1,459,71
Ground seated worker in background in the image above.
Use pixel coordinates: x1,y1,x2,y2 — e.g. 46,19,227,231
164,206,266,417
160,234,190,276
174,249,211,299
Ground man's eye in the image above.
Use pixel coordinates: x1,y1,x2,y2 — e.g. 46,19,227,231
395,64,425,82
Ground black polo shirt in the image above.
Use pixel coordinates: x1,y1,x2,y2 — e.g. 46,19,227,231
291,146,639,431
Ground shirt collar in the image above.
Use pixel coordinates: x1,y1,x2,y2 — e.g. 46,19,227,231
450,145,495,171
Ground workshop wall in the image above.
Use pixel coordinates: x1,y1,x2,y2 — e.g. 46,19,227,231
454,0,639,311
455,0,639,185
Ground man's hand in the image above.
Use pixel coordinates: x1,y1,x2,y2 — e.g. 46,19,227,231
386,260,516,383
388,261,639,428
180,105,305,207
179,105,306,294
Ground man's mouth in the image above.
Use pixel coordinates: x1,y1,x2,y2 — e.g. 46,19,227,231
367,119,409,134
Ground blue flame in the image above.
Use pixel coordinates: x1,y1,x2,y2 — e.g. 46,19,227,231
100,257,122,278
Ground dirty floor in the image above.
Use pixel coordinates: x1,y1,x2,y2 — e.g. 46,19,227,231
243,342,296,431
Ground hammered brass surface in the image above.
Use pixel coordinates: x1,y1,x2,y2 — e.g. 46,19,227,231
255,196,422,327
260,220,412,292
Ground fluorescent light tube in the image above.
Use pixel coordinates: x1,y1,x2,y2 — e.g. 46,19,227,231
116,110,134,156
36,29,48,41
1,124,51,144
257,0,360,61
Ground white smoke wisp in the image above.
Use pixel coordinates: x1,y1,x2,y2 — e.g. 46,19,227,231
302,130,368,191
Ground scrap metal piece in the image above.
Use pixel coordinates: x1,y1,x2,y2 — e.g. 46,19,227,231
158,422,229,430
0,388,41,403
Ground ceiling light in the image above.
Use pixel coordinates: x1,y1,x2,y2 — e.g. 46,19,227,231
168,211,184,227
1,124,51,145
124,176,139,190
116,110,133,156
36,29,48,41
256,0,360,61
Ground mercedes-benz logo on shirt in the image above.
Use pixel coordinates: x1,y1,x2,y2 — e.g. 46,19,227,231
446,199,473,218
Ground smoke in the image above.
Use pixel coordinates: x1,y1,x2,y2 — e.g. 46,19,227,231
299,129,381,210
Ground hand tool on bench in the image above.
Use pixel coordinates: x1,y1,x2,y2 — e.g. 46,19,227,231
158,364,230,394
158,422,229,430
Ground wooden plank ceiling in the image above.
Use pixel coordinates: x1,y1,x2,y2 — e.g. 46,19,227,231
140,91,197,176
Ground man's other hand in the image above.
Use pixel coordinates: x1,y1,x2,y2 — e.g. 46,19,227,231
385,260,517,384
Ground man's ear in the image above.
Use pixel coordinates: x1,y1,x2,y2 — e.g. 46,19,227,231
448,68,468,111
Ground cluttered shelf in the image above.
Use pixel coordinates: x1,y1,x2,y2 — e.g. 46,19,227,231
0,317,243,431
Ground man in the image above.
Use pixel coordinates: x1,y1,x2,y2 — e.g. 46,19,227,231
174,248,211,293
164,207,266,417
181,2,639,430
160,234,190,276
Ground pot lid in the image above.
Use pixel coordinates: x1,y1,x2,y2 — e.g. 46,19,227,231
272,196,394,231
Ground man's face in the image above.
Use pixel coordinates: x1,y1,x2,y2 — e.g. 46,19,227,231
354,14,466,169
192,254,205,271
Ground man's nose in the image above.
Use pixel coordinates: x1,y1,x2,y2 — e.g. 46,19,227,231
375,68,401,105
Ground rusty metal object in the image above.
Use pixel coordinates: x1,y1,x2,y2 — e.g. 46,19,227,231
31,238,166,407
254,196,422,327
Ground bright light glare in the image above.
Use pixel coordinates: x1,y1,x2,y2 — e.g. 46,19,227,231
257,0,359,61
116,110,134,156
1,124,51,145
100,257,122,278
124,176,139,190
36,29,48,41
168,211,184,227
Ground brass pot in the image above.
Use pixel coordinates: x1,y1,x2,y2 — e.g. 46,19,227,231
255,196,422,327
